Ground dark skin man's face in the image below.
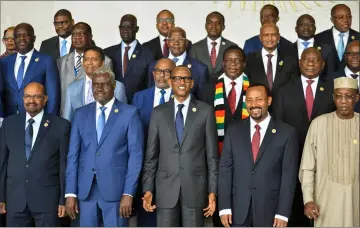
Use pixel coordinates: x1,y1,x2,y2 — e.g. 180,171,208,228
83,50,104,77
299,49,325,79
205,14,224,40
260,8,279,25
168,68,194,100
92,73,115,106
71,25,91,51
245,86,272,123
23,83,48,117
344,42,360,72
334,88,359,119
54,15,74,38
14,25,36,54
259,25,280,52
223,50,245,80
167,31,187,57
119,17,139,44
331,5,352,33
295,16,316,40
156,11,174,37
153,59,175,89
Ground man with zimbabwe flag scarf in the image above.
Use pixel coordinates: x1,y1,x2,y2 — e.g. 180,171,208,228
199,45,248,227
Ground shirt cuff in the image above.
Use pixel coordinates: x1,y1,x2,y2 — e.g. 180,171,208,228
275,214,288,222
65,194,77,198
219,209,232,216
123,194,133,197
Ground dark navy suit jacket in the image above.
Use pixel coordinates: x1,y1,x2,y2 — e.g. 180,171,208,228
243,35,292,56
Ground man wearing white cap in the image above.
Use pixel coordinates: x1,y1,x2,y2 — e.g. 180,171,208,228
299,77,359,227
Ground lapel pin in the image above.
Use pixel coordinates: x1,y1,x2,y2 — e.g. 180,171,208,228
192,107,197,112
351,36,355,40
171,95,174,99
35,58,39,62
46,120,49,122
44,123,49,127
272,129,276,133
114,109,119,113
320,87,324,91
353,139,358,144
132,54,136,59
222,41,226,45
279,61,283,66
187,64,192,69
317,46,321,51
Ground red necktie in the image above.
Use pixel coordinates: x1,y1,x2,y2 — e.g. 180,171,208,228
123,46,130,77
266,54,273,90
252,124,261,162
163,39,169,57
228,81,236,114
210,42,217,68
305,79,314,120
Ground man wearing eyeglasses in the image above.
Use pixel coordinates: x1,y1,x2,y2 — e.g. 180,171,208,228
142,65,218,226
315,4,360,74
143,10,192,60
1,26,17,58
39,9,74,61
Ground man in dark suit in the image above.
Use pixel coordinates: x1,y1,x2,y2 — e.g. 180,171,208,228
143,9,192,60
272,48,336,226
243,4,292,56
0,23,60,117
147,27,209,98
39,9,74,60
105,14,154,103
218,83,298,227
142,66,218,226
0,82,70,226
190,12,237,80
315,4,360,74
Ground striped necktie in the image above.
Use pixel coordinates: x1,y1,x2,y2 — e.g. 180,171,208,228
74,55,82,77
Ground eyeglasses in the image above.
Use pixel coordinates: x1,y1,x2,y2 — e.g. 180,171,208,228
167,38,186,43
53,20,69,27
23,94,45,100
171,76,193,83
2,37,14,41
153,68,171,75
345,51,360,57
332,15,352,21
334,94,356,101
119,25,137,30
156,18,174,23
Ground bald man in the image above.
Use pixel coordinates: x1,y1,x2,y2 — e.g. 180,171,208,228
0,82,70,226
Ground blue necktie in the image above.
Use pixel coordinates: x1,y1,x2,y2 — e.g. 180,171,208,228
175,104,185,144
302,41,310,49
97,106,107,142
159,89,166,105
25,118,35,160
338,33,345,61
173,57,179,64
16,56,27,89
60,39,67,57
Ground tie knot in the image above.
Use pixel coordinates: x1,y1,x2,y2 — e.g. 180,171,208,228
351,74,359,79
231,81,236,86
302,41,310,48
62,39,67,45
177,104,185,111
339,33,345,38
173,57,179,63
28,118,35,125
255,124,260,131
212,42,217,46
160,89,166,95
20,55,27,61
306,79,314,85
266,54,273,59
125,46,130,52
99,106,107,112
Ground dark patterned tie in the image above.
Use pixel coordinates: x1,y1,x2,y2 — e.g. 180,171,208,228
266,54,273,90
25,118,35,160
351,74,359,79
123,46,130,77
175,104,185,145
251,124,261,162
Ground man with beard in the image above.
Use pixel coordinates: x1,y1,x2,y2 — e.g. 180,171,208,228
299,77,359,226
0,82,70,226
39,9,74,60
1,27,17,58
218,84,298,227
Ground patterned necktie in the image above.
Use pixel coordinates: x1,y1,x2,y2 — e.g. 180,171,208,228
159,89,166,105
17,56,27,89
75,55,82,77
60,39,67,57
163,39,169,57
266,54,273,90
123,46,130,77
251,124,261,162
86,80,94,105
302,41,310,49
25,118,35,160
175,104,185,145
210,42,217,68
97,106,107,143
305,79,314,120
338,33,345,61
228,81,237,114
173,57,179,64
351,74,359,79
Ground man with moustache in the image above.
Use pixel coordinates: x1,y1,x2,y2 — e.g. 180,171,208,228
105,14,154,103
0,23,60,117
143,10,192,60
218,83,298,227
273,48,336,226
0,82,70,226
1,27,17,58
40,9,74,60
315,4,360,73
299,77,359,227
142,66,218,226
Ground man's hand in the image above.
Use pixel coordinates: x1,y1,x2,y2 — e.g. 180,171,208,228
65,197,79,220
120,195,133,218
203,193,216,217
220,214,232,227
0,202,6,214
58,205,66,218
273,218,287,227
304,201,320,220
142,191,156,212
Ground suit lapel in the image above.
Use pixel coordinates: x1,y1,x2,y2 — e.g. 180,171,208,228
78,79,86,107
293,77,308,121
125,41,141,76
215,38,227,71
256,52,269,86
255,119,275,164
164,100,178,146
97,100,120,148
65,52,76,77
181,97,197,146
21,51,40,89
7,54,18,89
55,37,60,58
200,38,212,67
273,50,284,86
145,87,155,115
15,114,27,163
311,77,328,119
28,115,51,162
241,118,253,163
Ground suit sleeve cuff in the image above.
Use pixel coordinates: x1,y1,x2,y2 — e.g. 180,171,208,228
275,214,288,222
123,194,133,197
219,209,232,216
65,194,77,198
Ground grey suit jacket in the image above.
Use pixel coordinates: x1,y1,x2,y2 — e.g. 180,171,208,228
142,96,219,209
190,37,237,80
57,52,113,114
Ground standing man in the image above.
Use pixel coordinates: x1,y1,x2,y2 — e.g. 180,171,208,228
190,12,237,80
65,69,144,226
0,82,70,226
1,26,17,58
143,9,192,60
142,66,218,226
0,23,60,117
105,14,154,103
218,83,299,227
299,77,359,227
39,9,74,60
273,48,336,226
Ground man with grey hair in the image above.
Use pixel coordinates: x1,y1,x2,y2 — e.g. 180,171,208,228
62,46,126,122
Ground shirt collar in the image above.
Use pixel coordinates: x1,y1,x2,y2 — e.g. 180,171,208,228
159,34,167,41
155,86,172,95
59,35,72,43
85,75,92,83
250,112,271,131
301,75,319,84
174,94,191,107
262,48,278,58
96,96,115,111
16,48,34,60
345,66,360,76
223,73,244,86
207,36,222,46
121,39,138,50
168,51,186,62
332,27,350,36
297,38,315,46
26,109,44,124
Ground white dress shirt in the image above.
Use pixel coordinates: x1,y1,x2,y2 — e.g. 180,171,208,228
25,109,44,149
219,113,289,222
344,66,360,87
14,48,35,80
332,27,349,52
159,34,167,54
59,36,72,55
174,95,191,124
223,73,244,110
297,38,315,59
153,87,172,107
261,48,278,82
84,75,94,103
301,75,319,98
207,36,222,56
168,51,187,66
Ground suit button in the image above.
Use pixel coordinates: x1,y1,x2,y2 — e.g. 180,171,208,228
96,152,99,156
26,180,28,183
252,171,255,174
25,165,28,168
92,168,95,171
180,167,184,170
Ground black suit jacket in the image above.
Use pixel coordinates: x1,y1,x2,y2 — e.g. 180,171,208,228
0,113,70,213
143,36,192,60
314,28,360,73
218,118,298,226
39,36,74,61
104,41,154,103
